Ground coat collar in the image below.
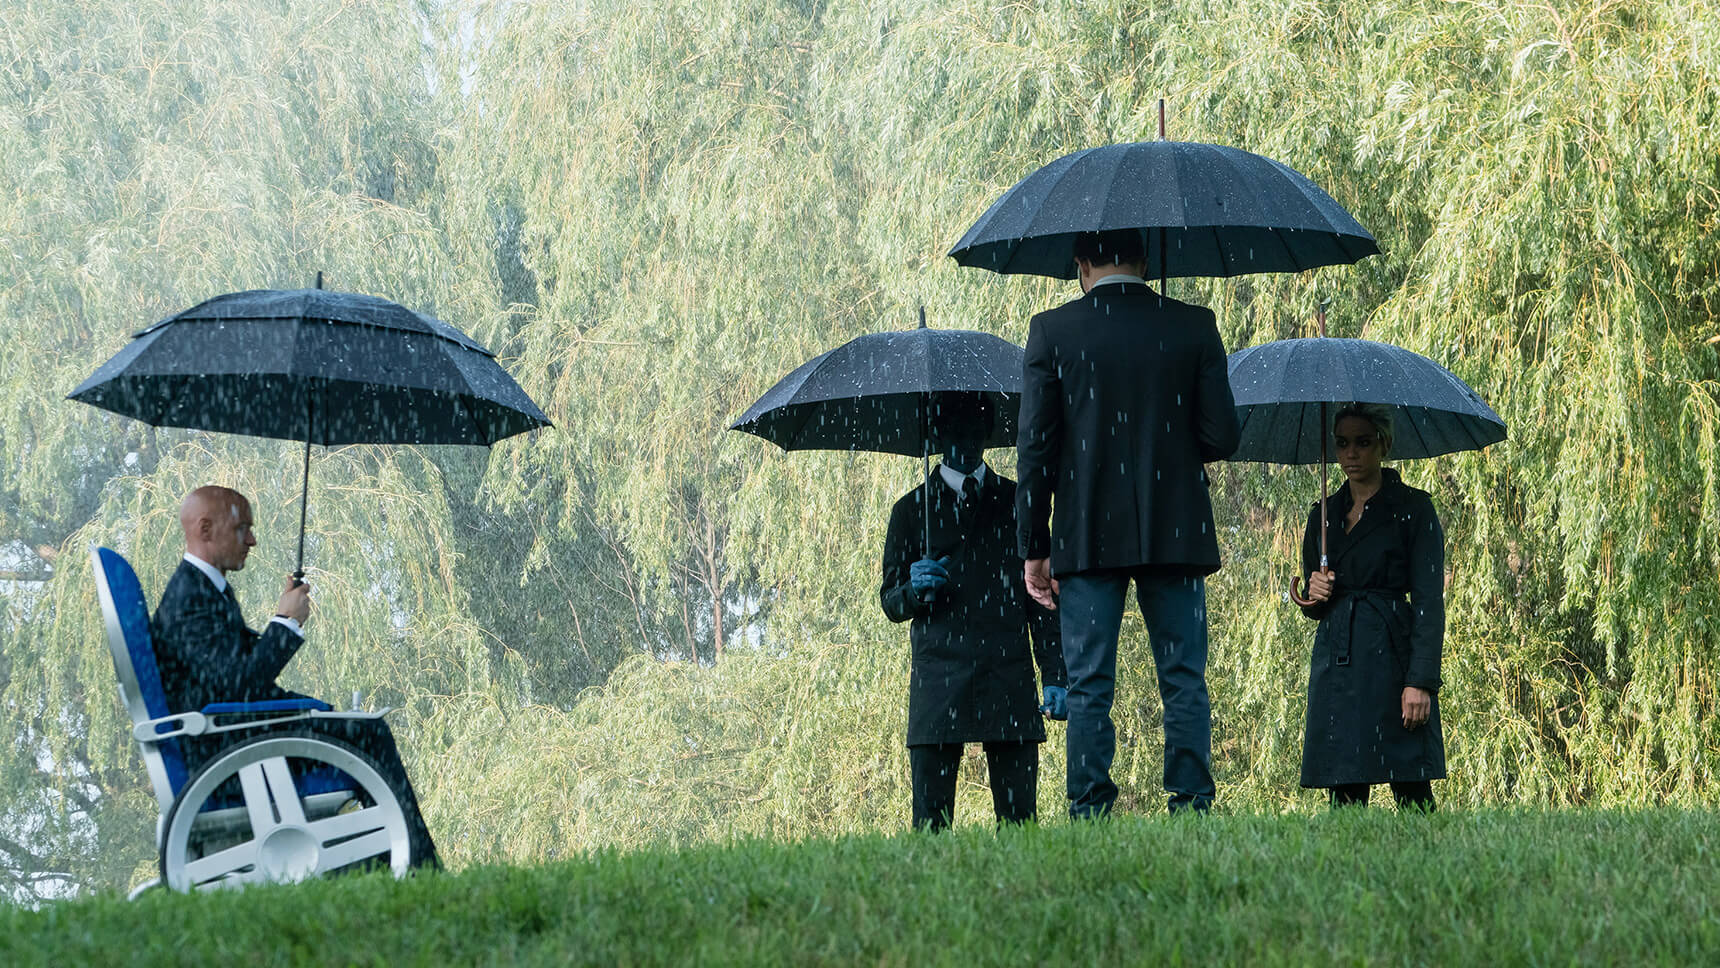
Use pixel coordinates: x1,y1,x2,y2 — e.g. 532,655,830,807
1089,273,1148,290
922,465,1005,518
1325,467,1407,552
181,553,227,593
936,461,988,495
1086,278,1158,298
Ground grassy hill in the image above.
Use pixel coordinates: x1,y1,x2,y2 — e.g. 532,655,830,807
5,808,1715,966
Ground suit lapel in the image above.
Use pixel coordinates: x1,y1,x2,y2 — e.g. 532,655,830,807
189,562,246,627
922,478,960,557
926,472,997,556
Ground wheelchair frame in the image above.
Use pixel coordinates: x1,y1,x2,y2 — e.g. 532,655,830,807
91,547,413,894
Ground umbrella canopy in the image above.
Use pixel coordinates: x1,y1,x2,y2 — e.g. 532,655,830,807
948,140,1379,280
69,285,551,575
729,325,1022,457
730,320,1023,560
68,288,549,446
1226,337,1506,464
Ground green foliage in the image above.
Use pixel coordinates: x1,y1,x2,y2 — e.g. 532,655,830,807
5,809,1720,965
2,0,1717,902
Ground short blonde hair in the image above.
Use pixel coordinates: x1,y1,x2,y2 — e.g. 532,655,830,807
1333,403,1393,457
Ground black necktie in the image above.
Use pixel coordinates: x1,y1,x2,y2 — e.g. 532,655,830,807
958,475,979,529
960,476,979,503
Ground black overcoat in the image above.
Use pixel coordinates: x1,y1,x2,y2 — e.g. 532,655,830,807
1298,468,1447,787
881,467,1066,746
1015,282,1240,575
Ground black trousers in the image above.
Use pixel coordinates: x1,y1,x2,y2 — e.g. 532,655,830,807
909,741,1038,831
296,715,441,868
1328,781,1436,811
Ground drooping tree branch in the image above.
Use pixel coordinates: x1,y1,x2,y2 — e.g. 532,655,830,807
0,831,51,874
0,569,54,583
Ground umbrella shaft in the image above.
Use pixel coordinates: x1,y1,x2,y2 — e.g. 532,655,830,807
295,400,312,583
922,396,932,557
1318,400,1328,565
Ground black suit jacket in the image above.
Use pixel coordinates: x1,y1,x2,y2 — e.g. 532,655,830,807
881,470,1065,746
1015,282,1240,575
151,560,305,718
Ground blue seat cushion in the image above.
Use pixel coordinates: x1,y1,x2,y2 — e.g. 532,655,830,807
202,698,333,715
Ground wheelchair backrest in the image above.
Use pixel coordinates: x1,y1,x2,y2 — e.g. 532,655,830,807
91,547,189,810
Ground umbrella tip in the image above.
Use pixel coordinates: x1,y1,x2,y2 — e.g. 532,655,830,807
1158,99,1166,140
314,271,323,290
918,305,927,329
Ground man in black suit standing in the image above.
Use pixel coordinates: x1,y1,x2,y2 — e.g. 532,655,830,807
152,485,439,867
1016,229,1241,817
880,395,1066,831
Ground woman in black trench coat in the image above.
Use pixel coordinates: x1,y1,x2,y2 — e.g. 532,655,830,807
1299,404,1447,809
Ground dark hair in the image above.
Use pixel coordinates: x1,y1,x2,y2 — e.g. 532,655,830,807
1072,229,1145,268
1332,403,1394,457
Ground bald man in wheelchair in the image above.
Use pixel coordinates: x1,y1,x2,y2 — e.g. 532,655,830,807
151,485,440,869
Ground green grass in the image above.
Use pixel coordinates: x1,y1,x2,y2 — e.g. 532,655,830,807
6,808,1716,966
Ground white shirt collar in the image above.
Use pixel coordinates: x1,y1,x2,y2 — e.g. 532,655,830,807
182,552,227,593
1091,273,1148,289
937,461,988,495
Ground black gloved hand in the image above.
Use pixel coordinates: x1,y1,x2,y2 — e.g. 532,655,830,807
909,556,950,601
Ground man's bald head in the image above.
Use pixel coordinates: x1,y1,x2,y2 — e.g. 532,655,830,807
179,485,256,574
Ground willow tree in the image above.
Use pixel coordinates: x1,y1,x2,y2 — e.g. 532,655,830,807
431,0,889,678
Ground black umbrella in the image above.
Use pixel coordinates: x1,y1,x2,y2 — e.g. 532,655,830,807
69,281,552,577
949,105,1378,282
729,310,1022,554
1225,310,1505,602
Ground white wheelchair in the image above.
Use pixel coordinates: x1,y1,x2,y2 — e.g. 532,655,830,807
92,547,416,894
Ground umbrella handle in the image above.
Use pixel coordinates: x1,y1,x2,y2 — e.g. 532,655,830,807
1288,576,1316,607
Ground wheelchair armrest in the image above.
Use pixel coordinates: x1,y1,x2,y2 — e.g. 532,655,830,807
309,708,395,722
201,698,333,714
203,711,320,734
199,706,394,737
132,712,210,742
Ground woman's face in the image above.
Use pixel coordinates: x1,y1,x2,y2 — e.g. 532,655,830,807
1334,415,1385,486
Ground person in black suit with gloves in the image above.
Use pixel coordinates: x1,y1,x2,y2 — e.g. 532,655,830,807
1016,229,1241,817
881,394,1067,831
151,485,439,868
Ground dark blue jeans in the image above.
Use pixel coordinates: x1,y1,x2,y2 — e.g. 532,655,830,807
1059,569,1214,817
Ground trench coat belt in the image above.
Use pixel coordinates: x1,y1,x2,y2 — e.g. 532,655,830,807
1330,588,1407,667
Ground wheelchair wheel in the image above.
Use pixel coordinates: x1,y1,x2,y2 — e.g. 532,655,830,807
160,734,411,891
